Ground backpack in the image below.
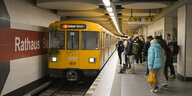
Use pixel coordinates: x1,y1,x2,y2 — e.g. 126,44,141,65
173,41,179,55
167,41,179,55
118,41,124,52
132,42,140,55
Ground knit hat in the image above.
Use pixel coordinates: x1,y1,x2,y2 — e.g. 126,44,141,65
150,39,157,44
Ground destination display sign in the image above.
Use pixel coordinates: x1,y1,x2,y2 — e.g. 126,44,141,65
60,24,86,29
128,17,154,24
127,32,138,35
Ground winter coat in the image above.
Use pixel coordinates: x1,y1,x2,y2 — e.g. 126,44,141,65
126,41,133,56
117,41,124,52
148,43,163,70
143,41,150,56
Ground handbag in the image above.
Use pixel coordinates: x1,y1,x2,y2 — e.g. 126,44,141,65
147,68,157,84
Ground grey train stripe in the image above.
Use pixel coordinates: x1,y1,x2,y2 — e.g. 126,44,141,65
0,0,10,28
0,0,10,95
0,61,10,95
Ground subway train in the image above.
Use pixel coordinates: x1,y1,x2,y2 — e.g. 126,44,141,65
48,20,117,81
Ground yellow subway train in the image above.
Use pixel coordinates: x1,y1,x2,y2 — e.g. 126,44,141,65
48,20,117,81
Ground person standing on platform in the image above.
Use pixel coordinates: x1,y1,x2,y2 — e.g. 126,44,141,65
164,34,176,80
156,35,168,89
116,38,124,65
135,37,144,64
148,39,165,93
119,39,128,73
126,37,135,74
144,36,153,76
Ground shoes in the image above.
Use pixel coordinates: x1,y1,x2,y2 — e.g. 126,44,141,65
128,69,135,74
162,85,168,89
150,89,154,93
153,89,159,93
169,75,176,79
150,87,159,93
127,66,131,69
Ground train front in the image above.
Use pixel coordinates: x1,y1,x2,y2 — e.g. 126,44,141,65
48,21,101,81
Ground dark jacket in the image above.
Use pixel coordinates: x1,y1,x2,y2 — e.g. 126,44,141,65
126,41,133,56
137,39,144,53
144,41,150,56
117,41,124,52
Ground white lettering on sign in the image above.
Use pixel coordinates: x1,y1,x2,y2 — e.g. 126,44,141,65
69,57,77,60
15,37,40,52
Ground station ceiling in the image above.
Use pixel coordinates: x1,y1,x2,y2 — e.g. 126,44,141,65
36,0,177,36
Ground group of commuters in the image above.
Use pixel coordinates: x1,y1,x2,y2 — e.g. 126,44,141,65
116,33,178,93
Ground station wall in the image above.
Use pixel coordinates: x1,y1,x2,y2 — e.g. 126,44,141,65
148,17,165,38
0,0,60,95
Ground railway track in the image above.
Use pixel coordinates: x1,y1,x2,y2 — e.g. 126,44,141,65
36,77,95,96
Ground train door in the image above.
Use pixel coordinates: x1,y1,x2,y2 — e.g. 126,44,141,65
66,31,80,68
103,32,105,63
100,31,104,68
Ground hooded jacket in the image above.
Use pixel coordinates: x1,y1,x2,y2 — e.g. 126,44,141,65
148,43,163,70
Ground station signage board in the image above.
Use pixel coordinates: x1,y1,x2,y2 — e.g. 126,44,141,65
127,31,138,35
60,24,86,29
128,17,154,24
0,28,48,62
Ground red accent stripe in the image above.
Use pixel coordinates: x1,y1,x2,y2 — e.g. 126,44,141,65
0,28,48,62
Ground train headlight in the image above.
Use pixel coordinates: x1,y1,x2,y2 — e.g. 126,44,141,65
89,57,96,63
51,57,57,62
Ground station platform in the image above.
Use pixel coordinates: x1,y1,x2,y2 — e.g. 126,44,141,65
85,51,192,96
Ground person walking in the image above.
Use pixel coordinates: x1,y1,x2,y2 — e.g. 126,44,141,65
164,34,176,80
148,39,167,93
116,38,124,65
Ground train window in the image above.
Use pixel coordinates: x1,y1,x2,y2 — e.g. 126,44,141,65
49,31,65,49
67,31,79,50
81,31,99,50
106,34,109,48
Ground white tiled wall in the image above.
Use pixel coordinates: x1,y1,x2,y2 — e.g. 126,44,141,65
144,17,165,38
2,0,60,95
186,4,192,77
5,0,60,31
178,4,192,77
177,5,186,76
1,55,48,95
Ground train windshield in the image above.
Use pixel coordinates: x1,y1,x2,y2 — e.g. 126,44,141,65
81,31,99,50
67,31,79,50
49,31,65,49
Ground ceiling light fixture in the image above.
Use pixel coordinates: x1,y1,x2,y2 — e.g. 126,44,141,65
106,7,113,13
109,13,114,17
102,0,123,35
102,0,111,7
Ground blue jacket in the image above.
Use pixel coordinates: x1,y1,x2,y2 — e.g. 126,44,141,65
148,43,163,70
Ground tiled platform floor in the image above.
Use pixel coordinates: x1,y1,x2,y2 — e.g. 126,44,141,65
110,61,192,96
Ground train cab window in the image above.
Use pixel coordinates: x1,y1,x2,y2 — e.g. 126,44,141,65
67,31,79,50
81,31,99,50
49,31,65,49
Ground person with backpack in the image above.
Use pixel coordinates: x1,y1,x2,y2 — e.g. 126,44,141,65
126,37,135,74
116,38,124,65
135,37,144,64
164,34,176,80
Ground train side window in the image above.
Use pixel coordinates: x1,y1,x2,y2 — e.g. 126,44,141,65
106,34,108,48
49,31,65,49
67,31,79,50
81,31,99,50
